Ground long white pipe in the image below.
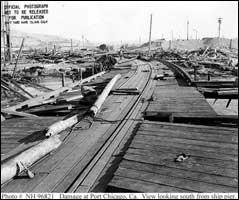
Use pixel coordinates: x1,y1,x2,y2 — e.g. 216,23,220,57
46,115,78,137
45,74,121,137
1,135,61,185
90,74,121,116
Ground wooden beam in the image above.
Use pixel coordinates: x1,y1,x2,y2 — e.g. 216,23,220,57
12,38,25,78
2,71,105,112
1,109,39,118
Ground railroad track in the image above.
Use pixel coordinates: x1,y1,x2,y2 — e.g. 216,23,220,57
64,60,154,193
1,59,154,193
159,59,193,86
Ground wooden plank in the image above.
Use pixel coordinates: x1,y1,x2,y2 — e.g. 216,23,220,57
0,166,50,193
145,111,217,118
1,117,62,129
1,138,45,162
149,102,215,108
140,121,238,134
127,148,237,170
139,125,238,137
2,71,105,112
1,127,46,133
108,176,191,193
1,110,39,118
1,144,19,148
149,101,212,106
114,167,237,192
147,106,215,111
132,137,238,155
1,135,27,139
130,141,237,162
136,130,238,144
134,135,237,150
124,153,237,178
26,104,73,114
120,160,238,188
140,122,238,134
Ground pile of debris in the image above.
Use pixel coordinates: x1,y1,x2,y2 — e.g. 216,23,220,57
152,47,238,80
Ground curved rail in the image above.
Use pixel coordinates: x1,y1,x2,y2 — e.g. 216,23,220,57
159,59,193,86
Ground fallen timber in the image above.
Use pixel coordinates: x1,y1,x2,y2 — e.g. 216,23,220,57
192,80,238,88
1,109,39,119
157,59,238,89
198,88,238,99
45,74,121,137
1,71,105,113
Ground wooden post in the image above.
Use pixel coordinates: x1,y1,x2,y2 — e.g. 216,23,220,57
187,20,189,40
79,68,82,80
148,14,152,56
53,45,56,55
193,65,197,81
70,39,73,54
229,39,232,49
82,35,84,48
1,115,5,122
92,64,94,75
61,72,65,87
90,74,121,117
71,73,75,83
208,70,211,81
12,38,25,78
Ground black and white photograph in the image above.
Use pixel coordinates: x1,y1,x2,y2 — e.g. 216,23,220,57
1,1,238,199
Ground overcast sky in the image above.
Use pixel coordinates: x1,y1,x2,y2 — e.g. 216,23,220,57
8,1,239,43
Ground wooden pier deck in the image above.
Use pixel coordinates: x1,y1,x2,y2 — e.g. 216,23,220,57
108,121,238,193
1,60,238,193
145,74,218,119
1,60,152,192
107,61,238,193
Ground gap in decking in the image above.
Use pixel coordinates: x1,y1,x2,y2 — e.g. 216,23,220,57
143,112,238,128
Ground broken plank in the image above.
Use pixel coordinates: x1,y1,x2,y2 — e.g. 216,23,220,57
1,110,39,118
108,175,191,193
114,167,236,192
2,71,105,112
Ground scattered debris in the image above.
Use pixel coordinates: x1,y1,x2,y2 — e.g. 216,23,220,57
174,153,191,162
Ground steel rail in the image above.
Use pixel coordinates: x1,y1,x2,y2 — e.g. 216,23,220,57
65,60,152,193
159,59,193,86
